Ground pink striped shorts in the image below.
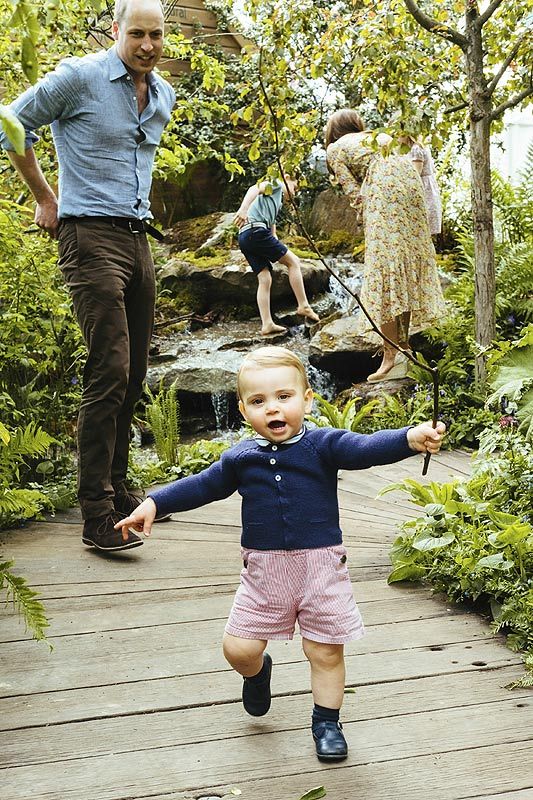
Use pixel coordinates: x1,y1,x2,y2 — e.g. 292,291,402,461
225,545,365,644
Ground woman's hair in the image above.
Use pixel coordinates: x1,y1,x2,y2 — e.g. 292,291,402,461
324,109,366,148
237,346,310,398
399,133,419,147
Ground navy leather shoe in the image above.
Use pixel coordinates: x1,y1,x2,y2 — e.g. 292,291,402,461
312,720,348,761
242,653,272,716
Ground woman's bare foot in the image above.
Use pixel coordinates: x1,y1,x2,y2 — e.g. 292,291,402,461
296,305,320,323
261,323,288,336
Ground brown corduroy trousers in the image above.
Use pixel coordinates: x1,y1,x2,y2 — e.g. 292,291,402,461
58,218,155,520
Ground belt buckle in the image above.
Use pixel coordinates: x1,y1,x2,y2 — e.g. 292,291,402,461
127,219,143,234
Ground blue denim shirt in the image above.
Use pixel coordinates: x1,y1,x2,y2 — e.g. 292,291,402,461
0,46,175,219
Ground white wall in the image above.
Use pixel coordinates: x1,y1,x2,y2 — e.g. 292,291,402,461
491,106,533,181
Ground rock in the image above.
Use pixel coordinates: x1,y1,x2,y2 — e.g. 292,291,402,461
163,212,231,252
146,319,318,434
158,252,330,312
308,189,362,238
308,315,376,381
195,212,236,253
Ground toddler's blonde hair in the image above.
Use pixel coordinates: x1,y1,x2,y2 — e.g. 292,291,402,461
237,346,310,398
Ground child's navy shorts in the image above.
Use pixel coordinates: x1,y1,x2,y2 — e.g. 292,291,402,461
238,226,288,274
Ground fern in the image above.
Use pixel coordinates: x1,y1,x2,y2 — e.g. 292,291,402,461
145,380,181,466
307,392,380,431
0,422,56,528
0,559,50,645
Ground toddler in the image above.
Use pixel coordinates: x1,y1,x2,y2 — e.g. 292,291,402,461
116,346,445,761
234,177,319,336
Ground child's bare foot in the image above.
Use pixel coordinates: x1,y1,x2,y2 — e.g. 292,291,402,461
260,323,288,336
297,305,320,323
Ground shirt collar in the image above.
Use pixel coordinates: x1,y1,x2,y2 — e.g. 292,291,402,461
108,46,128,81
107,46,159,94
254,425,307,448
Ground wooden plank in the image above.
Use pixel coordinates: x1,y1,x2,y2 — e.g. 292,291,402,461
460,793,533,800
167,0,219,12
0,701,530,799
193,742,533,800
0,614,509,697
166,7,218,28
0,638,520,731
0,692,531,768
0,588,456,641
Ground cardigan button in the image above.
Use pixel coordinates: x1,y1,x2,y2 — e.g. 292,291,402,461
275,474,281,481
271,445,278,451
270,458,276,465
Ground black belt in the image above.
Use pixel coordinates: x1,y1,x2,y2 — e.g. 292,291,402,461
64,216,165,241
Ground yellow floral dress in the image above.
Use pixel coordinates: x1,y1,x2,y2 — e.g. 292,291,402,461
326,132,446,344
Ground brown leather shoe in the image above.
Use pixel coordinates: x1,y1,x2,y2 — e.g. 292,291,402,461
114,491,171,522
82,512,143,551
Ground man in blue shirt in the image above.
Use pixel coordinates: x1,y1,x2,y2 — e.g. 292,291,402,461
0,0,175,552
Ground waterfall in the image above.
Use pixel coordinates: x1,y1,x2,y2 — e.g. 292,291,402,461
210,391,230,431
308,363,337,402
326,256,363,314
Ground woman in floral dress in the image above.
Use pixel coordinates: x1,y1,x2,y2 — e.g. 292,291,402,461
325,109,446,382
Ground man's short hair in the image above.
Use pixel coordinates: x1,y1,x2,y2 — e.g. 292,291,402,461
114,0,164,25
237,346,311,398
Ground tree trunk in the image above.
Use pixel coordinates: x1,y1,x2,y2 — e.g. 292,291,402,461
466,18,495,388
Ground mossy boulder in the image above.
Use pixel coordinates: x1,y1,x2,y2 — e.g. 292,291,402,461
158,250,330,319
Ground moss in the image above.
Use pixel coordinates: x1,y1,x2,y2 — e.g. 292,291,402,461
174,248,231,270
156,287,203,317
166,213,225,251
316,229,358,255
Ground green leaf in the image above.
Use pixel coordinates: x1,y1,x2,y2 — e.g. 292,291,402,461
424,503,446,518
412,531,455,551
387,564,426,583
488,345,533,405
299,787,327,800
494,522,532,546
0,105,25,155
21,36,38,84
0,422,10,446
248,140,261,162
487,509,521,529
475,553,513,570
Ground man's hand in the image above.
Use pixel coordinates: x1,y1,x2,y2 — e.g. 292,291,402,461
35,196,59,239
114,497,157,540
7,149,59,239
407,421,446,454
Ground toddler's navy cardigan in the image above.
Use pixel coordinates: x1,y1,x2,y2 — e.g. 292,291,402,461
149,426,414,550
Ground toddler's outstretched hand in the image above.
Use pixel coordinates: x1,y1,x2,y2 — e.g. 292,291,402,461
114,497,157,539
407,421,446,454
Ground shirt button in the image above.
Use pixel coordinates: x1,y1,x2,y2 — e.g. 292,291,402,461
272,445,278,451
270,458,276,465
275,474,281,481
126,75,131,81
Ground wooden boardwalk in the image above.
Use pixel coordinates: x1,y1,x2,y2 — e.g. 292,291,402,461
1,450,532,800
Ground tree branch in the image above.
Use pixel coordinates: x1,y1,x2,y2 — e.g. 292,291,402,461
403,0,467,48
486,34,527,96
444,100,469,114
475,0,505,29
490,85,533,122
